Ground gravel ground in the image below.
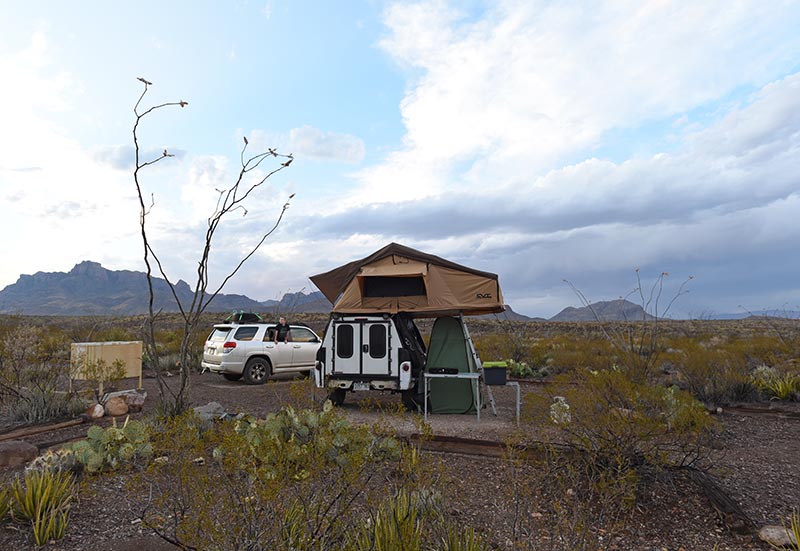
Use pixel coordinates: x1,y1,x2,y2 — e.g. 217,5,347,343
2,371,799,550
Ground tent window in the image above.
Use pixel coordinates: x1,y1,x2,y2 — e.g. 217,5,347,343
336,325,354,359
363,276,425,297
368,324,387,359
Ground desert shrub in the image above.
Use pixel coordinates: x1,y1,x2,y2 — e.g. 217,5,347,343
526,369,715,471
71,355,127,397
8,389,85,425
10,469,75,546
727,335,789,369
137,403,410,550
474,332,525,364
666,339,754,404
92,326,137,342
546,335,618,374
520,369,715,549
0,324,77,424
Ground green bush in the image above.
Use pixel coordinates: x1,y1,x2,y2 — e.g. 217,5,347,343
10,469,75,546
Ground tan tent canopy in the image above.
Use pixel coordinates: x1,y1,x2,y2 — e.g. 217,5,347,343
310,243,504,316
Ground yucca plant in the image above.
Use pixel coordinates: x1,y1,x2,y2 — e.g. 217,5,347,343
31,506,70,546
354,489,423,551
0,486,11,522
441,525,489,551
11,469,75,546
763,373,800,401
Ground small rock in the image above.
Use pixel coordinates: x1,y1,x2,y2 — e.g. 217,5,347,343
0,440,39,468
105,396,129,417
125,391,147,412
86,403,105,419
193,401,227,421
759,525,798,548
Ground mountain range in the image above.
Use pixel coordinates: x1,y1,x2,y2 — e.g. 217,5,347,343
4,261,777,322
0,261,332,316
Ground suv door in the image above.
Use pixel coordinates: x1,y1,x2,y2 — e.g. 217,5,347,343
262,325,293,368
288,326,319,368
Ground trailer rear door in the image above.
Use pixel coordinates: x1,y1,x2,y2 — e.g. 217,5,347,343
332,319,391,376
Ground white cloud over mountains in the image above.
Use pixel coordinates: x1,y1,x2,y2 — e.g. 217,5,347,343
296,0,800,316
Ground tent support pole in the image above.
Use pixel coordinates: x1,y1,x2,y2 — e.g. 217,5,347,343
459,314,497,416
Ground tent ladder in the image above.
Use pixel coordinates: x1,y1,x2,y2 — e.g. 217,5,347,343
459,314,497,416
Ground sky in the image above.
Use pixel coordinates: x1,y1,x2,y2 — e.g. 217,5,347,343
1,0,799,319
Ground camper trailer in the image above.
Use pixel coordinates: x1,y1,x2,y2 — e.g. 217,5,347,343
310,243,504,409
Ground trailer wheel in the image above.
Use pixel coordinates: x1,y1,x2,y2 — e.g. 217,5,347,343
328,388,346,406
243,357,271,385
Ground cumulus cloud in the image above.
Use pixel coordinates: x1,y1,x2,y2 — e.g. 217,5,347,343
292,1,800,316
347,0,800,205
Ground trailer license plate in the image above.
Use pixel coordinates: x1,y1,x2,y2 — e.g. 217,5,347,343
353,382,370,391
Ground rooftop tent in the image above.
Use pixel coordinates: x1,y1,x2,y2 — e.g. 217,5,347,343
310,243,504,316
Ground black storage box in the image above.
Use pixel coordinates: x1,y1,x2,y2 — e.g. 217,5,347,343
482,361,507,385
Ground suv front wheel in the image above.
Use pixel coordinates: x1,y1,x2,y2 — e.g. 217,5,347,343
244,357,272,385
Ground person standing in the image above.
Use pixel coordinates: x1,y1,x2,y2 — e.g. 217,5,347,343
274,316,291,343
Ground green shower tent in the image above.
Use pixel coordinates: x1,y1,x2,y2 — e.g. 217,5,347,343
426,316,482,414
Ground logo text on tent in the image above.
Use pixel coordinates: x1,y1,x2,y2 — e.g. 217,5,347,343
476,293,492,299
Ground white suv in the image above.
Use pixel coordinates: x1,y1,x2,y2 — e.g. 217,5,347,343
201,323,321,384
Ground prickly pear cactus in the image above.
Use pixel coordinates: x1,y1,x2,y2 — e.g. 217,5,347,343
67,417,153,473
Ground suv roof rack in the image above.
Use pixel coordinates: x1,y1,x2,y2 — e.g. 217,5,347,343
223,311,264,324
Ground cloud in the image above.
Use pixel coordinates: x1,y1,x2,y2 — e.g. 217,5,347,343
0,166,42,172
351,0,800,206
44,200,93,219
292,59,800,316
92,144,187,170
288,125,365,163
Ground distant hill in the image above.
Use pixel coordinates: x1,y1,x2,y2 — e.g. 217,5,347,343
261,290,334,314
0,261,331,316
705,310,800,320
549,299,656,322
